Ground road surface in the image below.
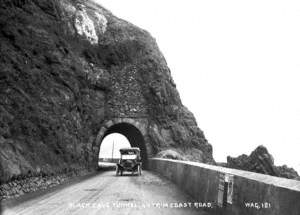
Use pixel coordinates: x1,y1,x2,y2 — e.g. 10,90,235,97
2,170,208,215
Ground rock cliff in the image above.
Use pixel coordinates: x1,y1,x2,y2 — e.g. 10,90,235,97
226,145,299,180
0,0,213,183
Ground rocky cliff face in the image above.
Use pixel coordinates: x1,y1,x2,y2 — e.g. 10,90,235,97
226,145,299,180
0,0,213,183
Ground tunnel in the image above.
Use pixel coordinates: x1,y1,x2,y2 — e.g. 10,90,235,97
98,122,148,168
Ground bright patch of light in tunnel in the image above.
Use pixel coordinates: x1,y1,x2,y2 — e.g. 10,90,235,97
99,133,130,159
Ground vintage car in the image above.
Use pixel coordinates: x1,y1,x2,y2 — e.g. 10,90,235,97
116,147,142,176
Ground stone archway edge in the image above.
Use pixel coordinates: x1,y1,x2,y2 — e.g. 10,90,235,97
93,118,151,168
94,118,148,150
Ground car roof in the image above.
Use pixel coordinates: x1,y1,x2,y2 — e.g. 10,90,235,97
119,147,140,153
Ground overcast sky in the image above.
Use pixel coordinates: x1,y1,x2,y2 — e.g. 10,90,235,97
99,133,130,158
95,0,300,173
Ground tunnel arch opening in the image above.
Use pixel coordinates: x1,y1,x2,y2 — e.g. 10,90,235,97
96,122,148,168
98,133,131,160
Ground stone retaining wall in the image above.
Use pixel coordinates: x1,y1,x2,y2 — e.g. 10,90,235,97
0,168,94,201
149,158,300,215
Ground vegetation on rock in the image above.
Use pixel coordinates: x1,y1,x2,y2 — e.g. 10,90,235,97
0,0,213,184
226,145,299,180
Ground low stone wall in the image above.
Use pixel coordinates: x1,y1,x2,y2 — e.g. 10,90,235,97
0,168,94,201
149,158,300,215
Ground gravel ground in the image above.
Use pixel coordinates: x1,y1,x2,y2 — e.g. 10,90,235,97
2,170,209,215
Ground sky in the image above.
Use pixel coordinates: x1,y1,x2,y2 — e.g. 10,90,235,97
99,133,130,158
95,0,300,173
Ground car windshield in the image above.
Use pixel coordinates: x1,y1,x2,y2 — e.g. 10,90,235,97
121,154,137,160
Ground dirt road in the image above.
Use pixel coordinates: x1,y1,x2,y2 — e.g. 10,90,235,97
2,171,208,215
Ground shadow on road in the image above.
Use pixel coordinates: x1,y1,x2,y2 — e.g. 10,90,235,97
115,173,141,177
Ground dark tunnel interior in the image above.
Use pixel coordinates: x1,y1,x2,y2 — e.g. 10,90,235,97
101,123,148,168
